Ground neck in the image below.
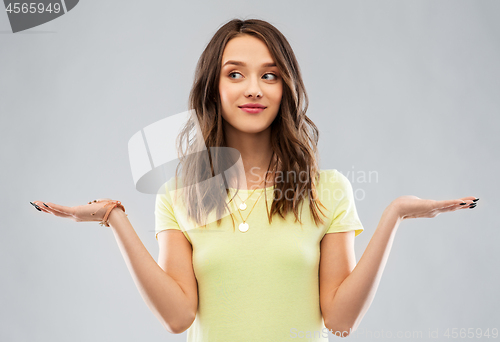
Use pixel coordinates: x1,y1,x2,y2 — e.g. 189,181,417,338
224,126,276,189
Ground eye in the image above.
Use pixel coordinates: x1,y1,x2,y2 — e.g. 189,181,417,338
228,72,243,79
263,73,278,81
228,72,278,81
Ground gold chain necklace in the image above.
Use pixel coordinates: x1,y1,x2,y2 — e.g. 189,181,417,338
227,171,275,232
233,189,265,232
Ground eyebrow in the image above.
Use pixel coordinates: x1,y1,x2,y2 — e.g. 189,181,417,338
222,60,277,68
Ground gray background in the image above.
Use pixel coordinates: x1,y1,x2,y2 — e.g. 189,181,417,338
1,0,498,341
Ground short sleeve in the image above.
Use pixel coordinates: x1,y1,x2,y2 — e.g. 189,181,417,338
154,182,192,244
325,170,364,237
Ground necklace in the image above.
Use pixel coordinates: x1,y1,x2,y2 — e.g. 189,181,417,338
233,178,266,210
227,169,276,232
233,189,265,232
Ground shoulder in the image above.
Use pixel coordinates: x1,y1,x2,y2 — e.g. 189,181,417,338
317,169,350,187
156,176,185,206
316,169,355,203
160,175,186,196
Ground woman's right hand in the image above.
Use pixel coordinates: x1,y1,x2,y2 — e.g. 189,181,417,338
31,198,115,224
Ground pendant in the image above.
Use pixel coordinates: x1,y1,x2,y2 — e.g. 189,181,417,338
239,202,247,210
239,222,249,232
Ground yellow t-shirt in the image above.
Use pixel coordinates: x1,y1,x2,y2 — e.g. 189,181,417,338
155,169,364,341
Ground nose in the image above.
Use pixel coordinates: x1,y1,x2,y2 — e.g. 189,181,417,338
244,77,263,98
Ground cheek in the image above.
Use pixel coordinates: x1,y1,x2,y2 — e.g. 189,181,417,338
219,90,228,102
272,89,283,105
272,83,283,103
219,86,233,105
218,88,234,119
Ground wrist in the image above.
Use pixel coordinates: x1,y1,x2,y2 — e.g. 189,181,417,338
384,201,404,225
108,206,128,227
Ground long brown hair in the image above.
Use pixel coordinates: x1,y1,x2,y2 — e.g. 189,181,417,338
173,18,328,231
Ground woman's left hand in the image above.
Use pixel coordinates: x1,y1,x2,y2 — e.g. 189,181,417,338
390,196,478,220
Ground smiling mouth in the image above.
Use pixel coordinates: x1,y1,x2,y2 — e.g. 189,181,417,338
239,107,265,113
238,105,267,109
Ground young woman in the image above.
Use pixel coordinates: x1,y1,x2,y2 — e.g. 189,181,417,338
31,18,478,341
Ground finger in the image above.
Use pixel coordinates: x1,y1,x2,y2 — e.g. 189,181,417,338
34,202,73,218
435,199,469,209
460,196,478,202
457,197,479,208
458,197,479,205
31,201,50,213
37,202,75,218
438,197,479,209
436,200,478,214
45,207,74,218
461,202,478,209
43,202,75,215
435,205,466,215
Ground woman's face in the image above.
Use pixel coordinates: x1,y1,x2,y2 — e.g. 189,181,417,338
219,34,283,136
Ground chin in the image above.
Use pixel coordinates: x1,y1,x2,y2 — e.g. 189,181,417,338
238,126,270,134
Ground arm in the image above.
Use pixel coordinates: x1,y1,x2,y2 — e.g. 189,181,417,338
322,196,476,336
108,209,196,334
322,204,401,336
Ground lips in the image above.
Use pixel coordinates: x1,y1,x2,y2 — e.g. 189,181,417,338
239,107,265,114
238,104,266,109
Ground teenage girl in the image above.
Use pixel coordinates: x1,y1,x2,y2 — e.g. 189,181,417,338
31,18,478,341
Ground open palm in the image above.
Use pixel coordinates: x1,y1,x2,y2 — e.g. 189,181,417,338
31,198,115,223
393,196,478,220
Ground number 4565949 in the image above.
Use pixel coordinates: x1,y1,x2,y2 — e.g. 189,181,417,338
444,328,498,339
5,2,62,14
